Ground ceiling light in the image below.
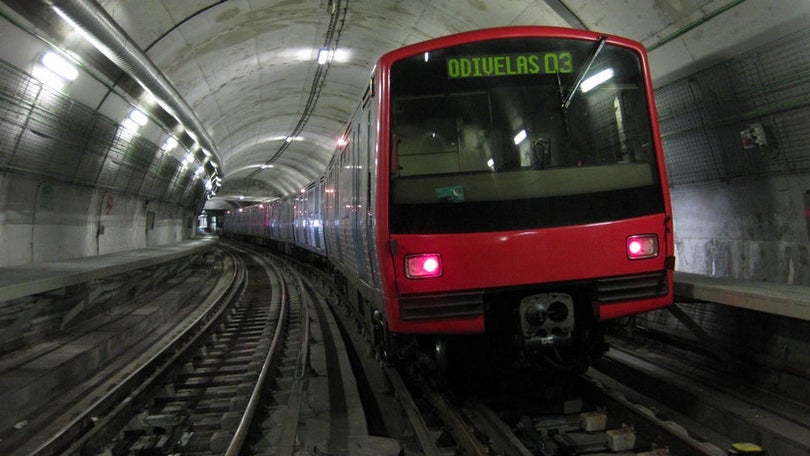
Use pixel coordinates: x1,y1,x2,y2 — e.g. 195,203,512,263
128,108,148,126
162,136,178,151
513,129,527,145
32,66,67,90
317,47,330,64
41,51,78,81
121,117,140,132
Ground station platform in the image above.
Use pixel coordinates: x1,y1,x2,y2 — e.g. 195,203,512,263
0,237,218,303
0,239,221,451
674,271,810,321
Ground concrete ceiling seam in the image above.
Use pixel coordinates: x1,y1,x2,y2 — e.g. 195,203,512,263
249,0,349,177
41,0,223,176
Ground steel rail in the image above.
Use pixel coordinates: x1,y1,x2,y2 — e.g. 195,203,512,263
385,365,445,456
32,249,244,455
276,269,313,455
225,252,289,456
467,402,534,456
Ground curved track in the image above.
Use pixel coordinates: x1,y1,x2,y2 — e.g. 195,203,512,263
2,245,312,455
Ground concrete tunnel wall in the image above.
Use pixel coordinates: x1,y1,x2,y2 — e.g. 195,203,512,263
672,175,810,286
0,172,196,266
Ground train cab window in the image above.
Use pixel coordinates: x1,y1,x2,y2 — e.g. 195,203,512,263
388,36,664,234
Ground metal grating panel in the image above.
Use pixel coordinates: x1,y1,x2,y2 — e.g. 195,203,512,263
656,28,810,185
0,60,205,211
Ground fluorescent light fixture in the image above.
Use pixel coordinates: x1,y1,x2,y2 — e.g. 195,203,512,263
41,51,78,81
162,136,178,151
513,129,527,145
128,108,148,126
121,117,140,132
424,52,430,62
317,47,330,64
32,65,67,90
581,68,614,93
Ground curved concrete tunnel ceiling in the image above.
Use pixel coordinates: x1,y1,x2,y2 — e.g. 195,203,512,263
6,0,809,211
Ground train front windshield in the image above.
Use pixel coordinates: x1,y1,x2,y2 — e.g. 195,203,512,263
389,37,664,234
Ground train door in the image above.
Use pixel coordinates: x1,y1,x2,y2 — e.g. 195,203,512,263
350,115,370,283
363,103,380,290
338,134,355,271
311,179,324,251
324,157,341,263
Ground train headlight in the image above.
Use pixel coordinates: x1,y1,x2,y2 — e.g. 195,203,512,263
405,253,443,279
626,234,658,260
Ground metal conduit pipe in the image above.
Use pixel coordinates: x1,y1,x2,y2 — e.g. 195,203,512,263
41,0,221,172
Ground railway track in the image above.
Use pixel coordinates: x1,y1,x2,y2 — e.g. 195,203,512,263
83,243,324,455
0,249,232,455
379,362,729,456
92,245,292,455
1,245,313,455
291,249,735,456
4,241,794,455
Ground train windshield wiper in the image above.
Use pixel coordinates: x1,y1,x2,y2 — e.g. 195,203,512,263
561,36,607,111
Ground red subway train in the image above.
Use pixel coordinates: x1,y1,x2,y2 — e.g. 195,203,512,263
223,26,674,374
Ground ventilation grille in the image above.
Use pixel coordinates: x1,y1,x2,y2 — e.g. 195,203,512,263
595,272,669,303
399,291,484,320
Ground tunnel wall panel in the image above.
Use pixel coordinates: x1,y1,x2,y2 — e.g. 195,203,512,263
657,27,810,185
0,60,204,209
0,61,202,267
658,27,810,285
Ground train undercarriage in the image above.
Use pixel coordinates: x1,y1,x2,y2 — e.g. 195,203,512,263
364,285,609,386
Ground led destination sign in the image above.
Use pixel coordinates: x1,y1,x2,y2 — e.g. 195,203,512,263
447,52,574,79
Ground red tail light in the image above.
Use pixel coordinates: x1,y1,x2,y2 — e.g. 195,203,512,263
405,253,443,279
627,234,658,260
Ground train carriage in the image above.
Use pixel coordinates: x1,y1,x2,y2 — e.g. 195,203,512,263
225,26,674,372
327,26,674,369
